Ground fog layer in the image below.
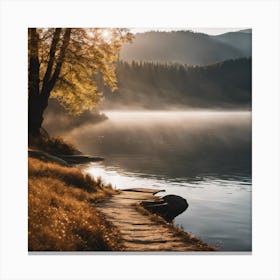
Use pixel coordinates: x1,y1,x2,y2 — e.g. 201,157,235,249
66,111,251,179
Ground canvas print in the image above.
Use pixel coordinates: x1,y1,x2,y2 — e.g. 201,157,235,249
28,28,252,252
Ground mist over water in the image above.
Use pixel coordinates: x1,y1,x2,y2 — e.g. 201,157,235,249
66,110,252,251
70,111,251,178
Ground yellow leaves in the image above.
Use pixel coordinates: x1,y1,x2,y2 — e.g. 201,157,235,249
37,28,132,114
52,80,103,116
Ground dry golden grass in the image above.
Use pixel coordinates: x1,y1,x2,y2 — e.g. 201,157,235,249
29,135,78,155
29,157,111,193
28,157,122,251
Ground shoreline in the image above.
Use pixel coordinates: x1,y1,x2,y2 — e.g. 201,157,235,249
96,187,217,251
28,148,217,251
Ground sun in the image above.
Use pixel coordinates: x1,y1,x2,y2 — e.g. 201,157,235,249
101,29,112,42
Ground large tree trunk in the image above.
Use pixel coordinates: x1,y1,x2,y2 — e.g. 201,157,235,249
28,28,71,137
28,95,46,136
28,90,50,136
28,28,42,136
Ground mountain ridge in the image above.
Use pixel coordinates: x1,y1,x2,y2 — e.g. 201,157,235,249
120,30,251,66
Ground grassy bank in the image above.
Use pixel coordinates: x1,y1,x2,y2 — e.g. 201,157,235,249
28,136,215,252
29,135,80,155
28,157,123,251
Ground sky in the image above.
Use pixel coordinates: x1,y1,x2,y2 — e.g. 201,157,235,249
130,28,246,35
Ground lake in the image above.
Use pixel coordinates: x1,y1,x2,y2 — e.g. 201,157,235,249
68,111,252,252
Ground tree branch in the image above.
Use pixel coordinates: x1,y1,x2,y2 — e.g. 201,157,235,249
28,28,40,96
47,28,72,95
41,28,62,95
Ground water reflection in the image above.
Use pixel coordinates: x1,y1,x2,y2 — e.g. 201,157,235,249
85,160,251,251
71,111,251,251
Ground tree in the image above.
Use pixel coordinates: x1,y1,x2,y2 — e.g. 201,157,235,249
28,28,132,136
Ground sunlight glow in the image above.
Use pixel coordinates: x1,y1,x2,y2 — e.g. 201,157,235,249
102,29,110,39
103,110,251,121
100,29,112,42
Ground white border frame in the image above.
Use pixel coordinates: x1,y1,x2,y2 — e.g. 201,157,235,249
1,0,279,279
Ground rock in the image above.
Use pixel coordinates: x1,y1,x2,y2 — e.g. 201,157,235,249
29,148,104,165
57,154,104,164
122,188,165,195
140,194,188,221
28,149,70,166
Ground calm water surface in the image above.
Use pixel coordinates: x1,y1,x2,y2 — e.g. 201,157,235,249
71,111,252,251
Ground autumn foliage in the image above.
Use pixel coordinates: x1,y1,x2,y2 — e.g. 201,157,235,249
28,28,132,135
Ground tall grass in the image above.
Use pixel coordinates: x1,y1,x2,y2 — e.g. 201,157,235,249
29,158,109,193
28,158,122,251
29,136,78,155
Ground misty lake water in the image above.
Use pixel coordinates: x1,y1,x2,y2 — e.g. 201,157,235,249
69,111,252,251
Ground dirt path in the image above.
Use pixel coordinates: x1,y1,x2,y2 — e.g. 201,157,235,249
96,188,215,251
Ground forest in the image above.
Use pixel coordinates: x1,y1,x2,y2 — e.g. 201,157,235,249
102,58,252,109
45,57,251,135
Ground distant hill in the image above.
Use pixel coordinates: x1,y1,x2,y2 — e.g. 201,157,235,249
213,30,252,57
102,58,252,110
238,29,252,34
120,30,251,66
